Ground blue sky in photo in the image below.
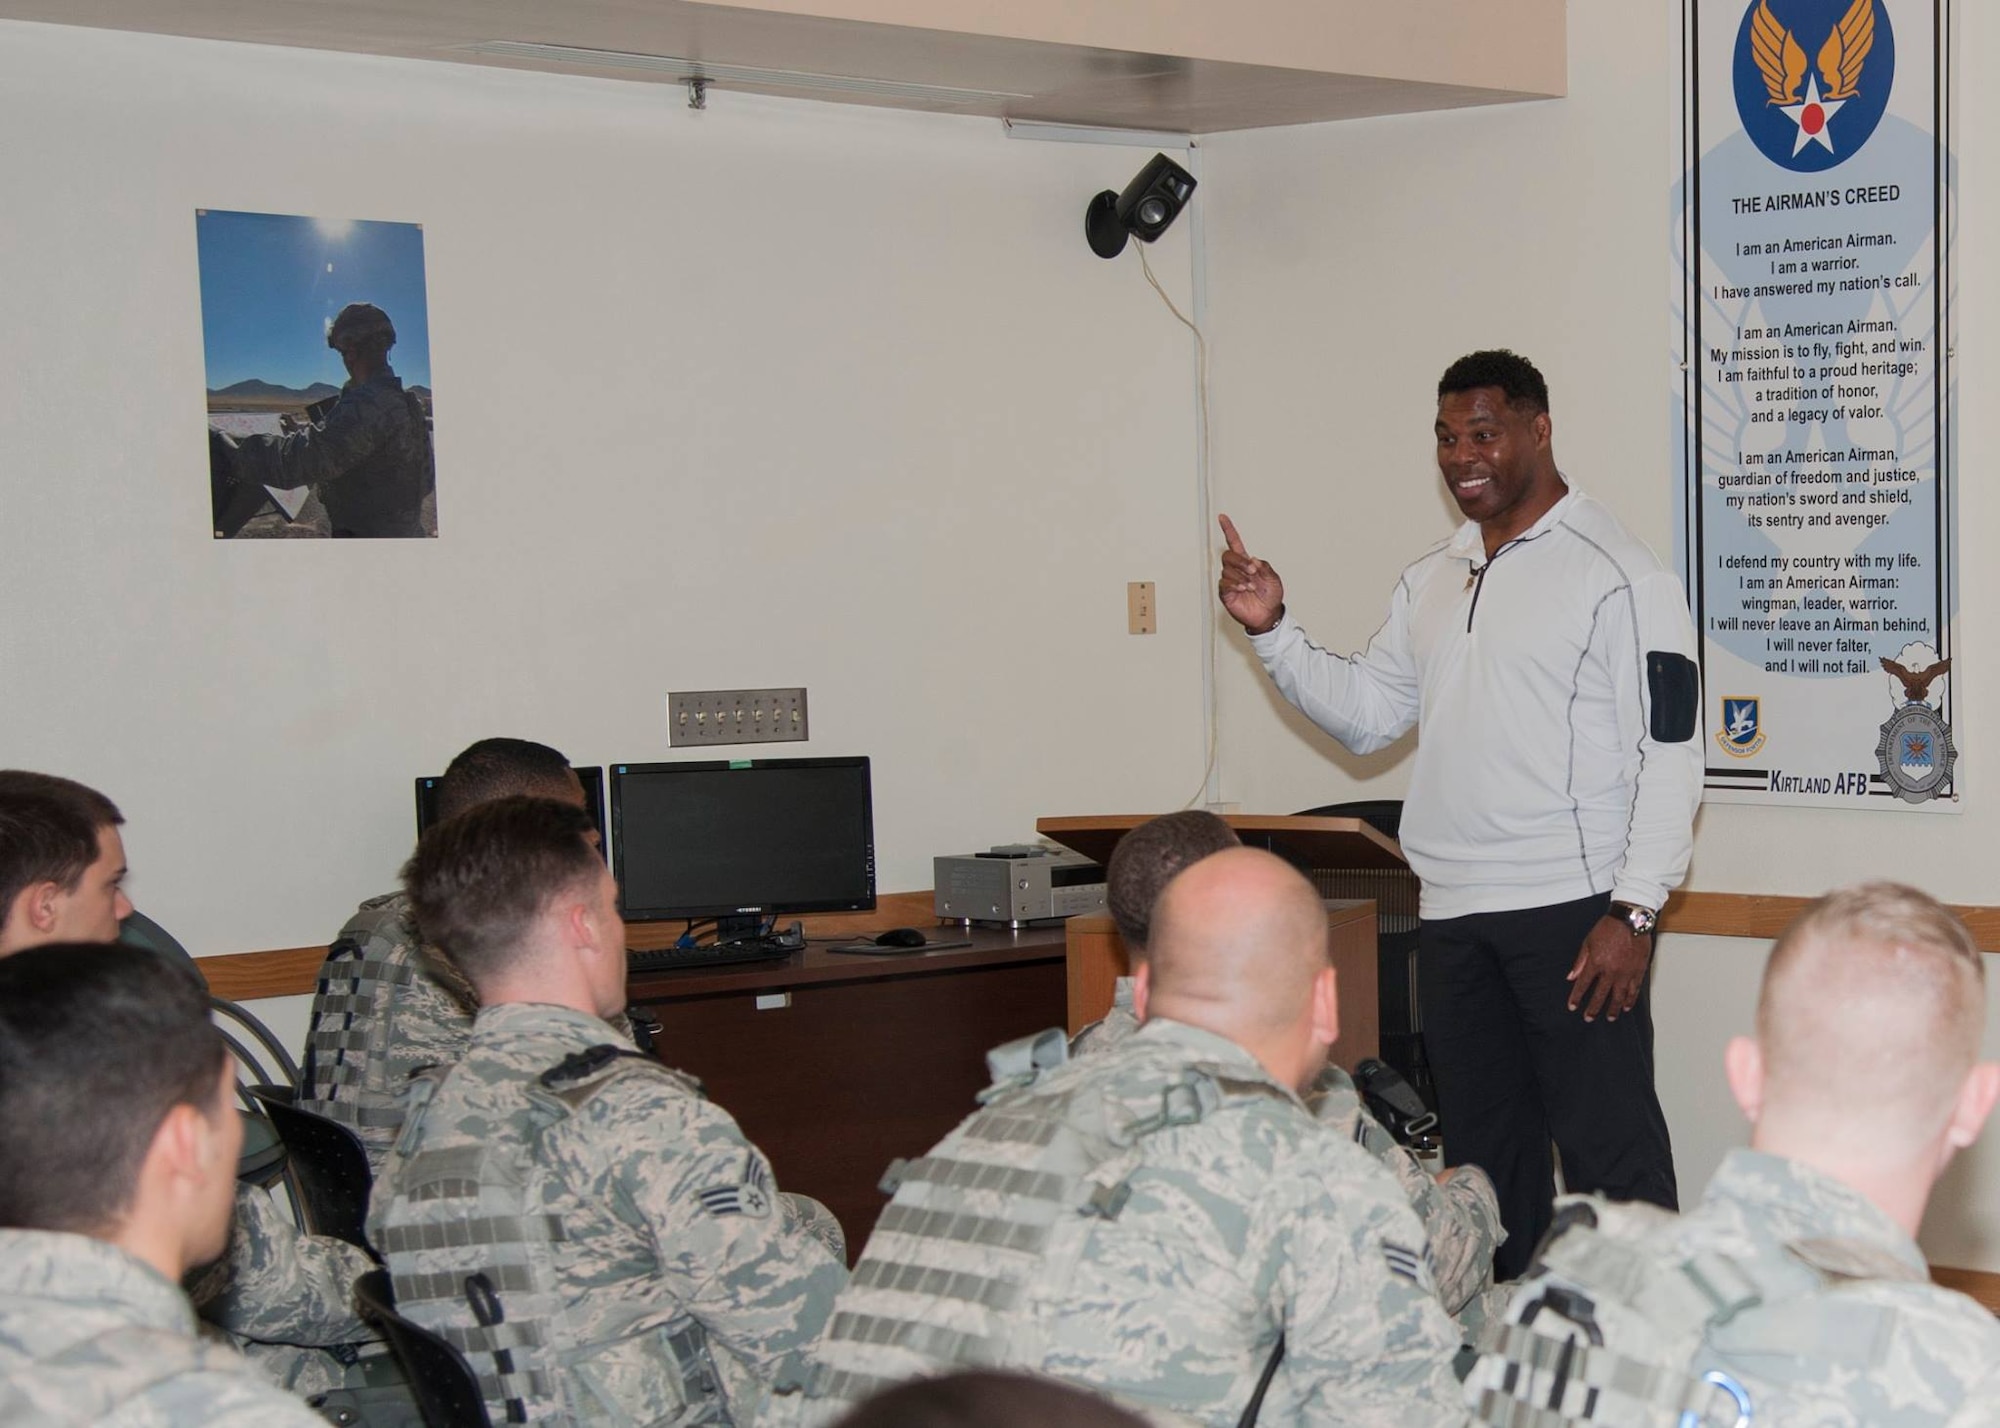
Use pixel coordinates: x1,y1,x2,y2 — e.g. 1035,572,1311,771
196,209,432,390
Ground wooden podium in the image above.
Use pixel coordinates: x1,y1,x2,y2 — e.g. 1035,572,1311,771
1036,815,1407,1072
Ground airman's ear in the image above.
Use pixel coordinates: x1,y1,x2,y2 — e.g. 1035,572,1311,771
1724,1035,1764,1125
1942,1061,2000,1160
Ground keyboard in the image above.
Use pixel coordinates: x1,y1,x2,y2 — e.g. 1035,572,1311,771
627,941,798,973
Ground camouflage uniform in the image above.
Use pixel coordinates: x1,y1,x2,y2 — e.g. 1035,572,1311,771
300,891,475,1175
1465,1149,2000,1426
0,1227,327,1427
189,1182,376,1396
197,1182,374,1347
228,368,432,538
1072,978,1503,1319
367,1001,847,1425
793,1018,1467,1427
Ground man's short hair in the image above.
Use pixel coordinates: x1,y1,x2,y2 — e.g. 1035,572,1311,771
1105,811,1242,953
831,1371,1148,1428
1438,349,1550,416
0,944,226,1234
404,796,602,987
1761,881,1986,1144
0,771,124,925
435,738,576,823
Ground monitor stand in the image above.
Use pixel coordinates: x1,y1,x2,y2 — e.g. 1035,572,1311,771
716,914,764,943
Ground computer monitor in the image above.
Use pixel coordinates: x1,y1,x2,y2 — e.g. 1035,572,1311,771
413,766,607,862
610,757,875,928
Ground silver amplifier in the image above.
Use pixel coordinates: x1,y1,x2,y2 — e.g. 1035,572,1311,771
934,846,1106,927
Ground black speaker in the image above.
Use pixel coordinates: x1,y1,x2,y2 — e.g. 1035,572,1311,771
1086,153,1197,259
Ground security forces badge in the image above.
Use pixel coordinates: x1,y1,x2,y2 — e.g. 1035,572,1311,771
1874,647,1955,804
1716,696,1767,758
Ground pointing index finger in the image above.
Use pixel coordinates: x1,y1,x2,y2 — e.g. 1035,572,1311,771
1218,513,1249,557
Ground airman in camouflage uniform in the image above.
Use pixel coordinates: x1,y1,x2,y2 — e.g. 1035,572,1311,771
0,1227,328,1427
1470,1152,2000,1427
0,773,384,1403
1075,979,1503,1322
1466,883,2000,1426
189,1182,377,1394
1071,806,1503,1327
371,796,847,1426
792,849,1465,1427
300,890,475,1174
302,739,602,1172
371,1004,849,1423
0,945,332,1428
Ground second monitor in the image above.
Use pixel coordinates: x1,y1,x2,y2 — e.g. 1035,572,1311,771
611,756,875,937
415,766,607,860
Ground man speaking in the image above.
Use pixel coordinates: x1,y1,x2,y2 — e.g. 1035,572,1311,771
1218,350,1703,1277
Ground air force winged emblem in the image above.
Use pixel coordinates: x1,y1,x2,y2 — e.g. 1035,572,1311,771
1716,696,1767,758
1874,647,1956,804
1734,0,1893,171
1752,0,1874,154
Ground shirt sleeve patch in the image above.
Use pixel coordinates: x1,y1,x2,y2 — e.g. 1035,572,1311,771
1381,1240,1436,1294
696,1153,774,1219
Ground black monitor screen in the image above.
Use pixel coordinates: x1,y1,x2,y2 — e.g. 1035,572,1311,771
610,757,875,921
414,766,607,863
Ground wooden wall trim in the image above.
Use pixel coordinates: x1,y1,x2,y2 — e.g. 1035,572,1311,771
1932,1266,2000,1316
1663,890,2000,953
200,946,331,1002
195,890,946,1002
198,888,2000,1001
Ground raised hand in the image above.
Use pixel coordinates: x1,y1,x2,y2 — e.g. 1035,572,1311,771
1217,514,1286,634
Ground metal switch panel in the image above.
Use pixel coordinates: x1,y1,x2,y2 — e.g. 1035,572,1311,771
668,687,808,746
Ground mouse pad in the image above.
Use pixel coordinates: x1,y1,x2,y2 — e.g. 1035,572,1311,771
826,937,974,956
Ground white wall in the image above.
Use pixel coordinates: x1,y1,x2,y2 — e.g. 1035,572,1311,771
1202,0,2000,1268
0,21,1212,957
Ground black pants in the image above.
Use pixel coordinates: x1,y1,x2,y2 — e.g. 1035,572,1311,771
1419,892,1676,1281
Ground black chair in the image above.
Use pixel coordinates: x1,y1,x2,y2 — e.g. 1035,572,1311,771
211,995,298,1189
354,1269,494,1428
247,1085,376,1254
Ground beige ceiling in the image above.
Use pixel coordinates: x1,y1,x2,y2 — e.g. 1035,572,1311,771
0,0,1566,133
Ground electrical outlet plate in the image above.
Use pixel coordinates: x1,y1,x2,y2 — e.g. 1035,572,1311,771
1127,581,1157,635
668,687,808,746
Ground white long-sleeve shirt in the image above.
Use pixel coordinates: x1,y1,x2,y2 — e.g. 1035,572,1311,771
1250,489,1702,920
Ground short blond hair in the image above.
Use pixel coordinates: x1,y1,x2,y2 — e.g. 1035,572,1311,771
1760,882,1986,1150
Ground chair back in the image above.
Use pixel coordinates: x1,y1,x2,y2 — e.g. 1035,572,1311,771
248,1085,376,1253
211,995,298,1187
354,1269,494,1428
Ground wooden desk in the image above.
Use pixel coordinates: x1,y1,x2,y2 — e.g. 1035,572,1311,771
627,924,1065,1260
1063,899,1381,1071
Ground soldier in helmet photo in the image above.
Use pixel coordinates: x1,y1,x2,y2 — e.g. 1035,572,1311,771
211,300,436,539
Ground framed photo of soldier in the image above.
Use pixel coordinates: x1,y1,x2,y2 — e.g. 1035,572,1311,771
196,209,438,540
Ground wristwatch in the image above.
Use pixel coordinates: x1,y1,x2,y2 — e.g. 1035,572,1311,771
1609,901,1659,937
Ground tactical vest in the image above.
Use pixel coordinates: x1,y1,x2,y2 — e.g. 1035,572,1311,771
800,1028,1294,1416
373,1045,731,1426
302,935,424,1138
1465,1196,1915,1428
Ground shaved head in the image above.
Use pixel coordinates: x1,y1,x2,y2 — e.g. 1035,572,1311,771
1757,883,1986,1156
1106,811,1242,954
1146,848,1333,1075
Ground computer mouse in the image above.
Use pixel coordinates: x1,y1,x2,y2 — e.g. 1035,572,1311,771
873,927,929,948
